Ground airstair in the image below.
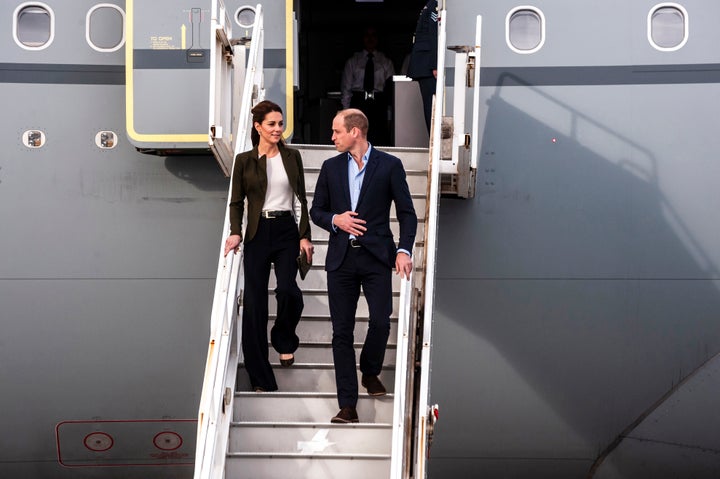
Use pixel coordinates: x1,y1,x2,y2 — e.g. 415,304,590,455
220,144,429,479
193,2,480,478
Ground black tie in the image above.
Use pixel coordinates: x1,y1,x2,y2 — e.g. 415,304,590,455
363,53,374,92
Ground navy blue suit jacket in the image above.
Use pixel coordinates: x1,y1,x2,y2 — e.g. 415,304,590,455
310,148,417,272
407,0,439,80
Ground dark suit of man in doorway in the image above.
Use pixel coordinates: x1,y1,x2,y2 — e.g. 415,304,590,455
407,0,439,132
310,109,417,423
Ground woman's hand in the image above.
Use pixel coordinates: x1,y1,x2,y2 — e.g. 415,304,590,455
224,234,241,256
300,238,314,263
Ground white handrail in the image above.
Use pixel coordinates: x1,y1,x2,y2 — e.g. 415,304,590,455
470,15,482,170
193,5,264,479
413,5,448,478
390,272,415,479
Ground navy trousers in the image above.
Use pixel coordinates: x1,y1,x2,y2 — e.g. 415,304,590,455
328,245,392,408
242,216,303,391
417,76,436,132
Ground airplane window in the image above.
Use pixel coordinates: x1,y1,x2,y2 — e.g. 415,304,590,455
649,4,688,51
507,7,545,54
14,3,54,50
23,130,46,148
87,5,125,52
234,6,256,40
235,6,256,28
95,131,118,149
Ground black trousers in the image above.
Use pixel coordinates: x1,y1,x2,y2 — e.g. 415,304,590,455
328,245,392,408
242,216,303,391
350,92,390,146
417,76,436,132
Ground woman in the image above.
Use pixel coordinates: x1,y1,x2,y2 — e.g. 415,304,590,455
224,100,313,392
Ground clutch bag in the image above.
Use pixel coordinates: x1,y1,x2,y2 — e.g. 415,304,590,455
297,252,311,280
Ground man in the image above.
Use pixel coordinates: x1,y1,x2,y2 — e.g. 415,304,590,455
407,0,439,132
340,26,395,146
310,109,417,423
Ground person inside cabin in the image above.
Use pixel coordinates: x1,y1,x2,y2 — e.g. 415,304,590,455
340,26,395,146
407,0,439,133
224,100,314,393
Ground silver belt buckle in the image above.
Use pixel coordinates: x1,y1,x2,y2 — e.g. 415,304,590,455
365,91,375,100
349,239,361,248
261,211,272,218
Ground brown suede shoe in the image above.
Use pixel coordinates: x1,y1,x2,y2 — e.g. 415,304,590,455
361,374,387,396
331,406,359,424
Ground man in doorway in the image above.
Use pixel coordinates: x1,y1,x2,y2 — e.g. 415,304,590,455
407,0,439,132
340,26,396,146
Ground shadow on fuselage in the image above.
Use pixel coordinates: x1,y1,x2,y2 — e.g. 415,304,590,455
429,72,720,478
163,154,229,193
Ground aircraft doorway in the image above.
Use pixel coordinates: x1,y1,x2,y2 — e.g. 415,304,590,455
294,0,428,145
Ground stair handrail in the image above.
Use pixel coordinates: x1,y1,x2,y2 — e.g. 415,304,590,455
193,5,264,479
412,4,448,477
390,269,415,478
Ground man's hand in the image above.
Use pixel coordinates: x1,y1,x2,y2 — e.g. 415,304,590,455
395,251,413,280
333,211,367,236
224,234,241,256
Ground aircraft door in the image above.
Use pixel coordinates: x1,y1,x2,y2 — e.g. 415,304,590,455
125,0,212,153
209,0,241,176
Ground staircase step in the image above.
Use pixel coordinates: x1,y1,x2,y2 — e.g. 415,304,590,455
269,294,399,317
305,168,429,191
271,267,422,292
225,454,391,479
228,422,392,454
233,392,394,423
291,342,397,364
272,316,399,343
294,144,429,171
253,343,398,365
236,364,396,393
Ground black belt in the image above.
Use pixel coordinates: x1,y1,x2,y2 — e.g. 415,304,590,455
260,210,292,219
349,238,361,248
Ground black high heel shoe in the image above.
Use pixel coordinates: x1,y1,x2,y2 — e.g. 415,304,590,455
279,354,295,367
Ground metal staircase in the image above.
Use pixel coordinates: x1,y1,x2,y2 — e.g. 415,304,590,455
223,145,429,478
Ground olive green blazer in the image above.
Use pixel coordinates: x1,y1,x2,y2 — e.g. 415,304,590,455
228,144,311,243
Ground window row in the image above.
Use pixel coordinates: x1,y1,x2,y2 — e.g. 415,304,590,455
508,3,688,54
23,130,118,150
14,2,125,52
13,2,258,53
15,2,690,55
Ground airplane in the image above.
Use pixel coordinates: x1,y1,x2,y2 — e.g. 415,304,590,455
1,0,720,478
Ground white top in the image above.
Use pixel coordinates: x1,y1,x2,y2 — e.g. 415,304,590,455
262,152,293,212
340,50,395,109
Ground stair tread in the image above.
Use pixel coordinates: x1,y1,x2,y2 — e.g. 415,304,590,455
280,341,398,347
272,315,399,321
231,421,392,428
235,391,395,398
238,362,395,369
227,452,391,459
